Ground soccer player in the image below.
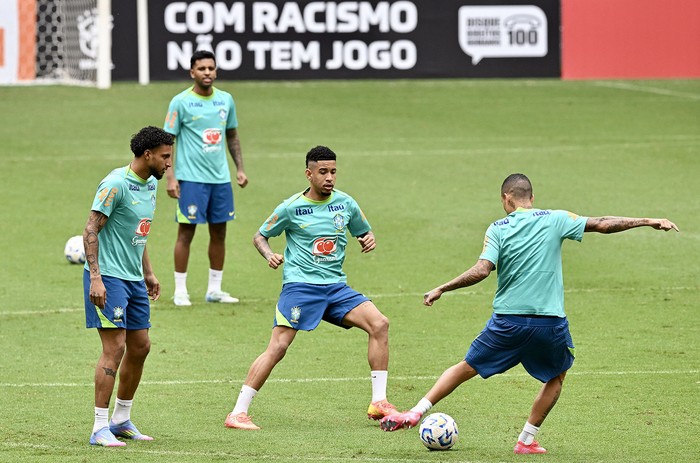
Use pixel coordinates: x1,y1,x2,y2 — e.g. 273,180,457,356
83,126,173,447
380,173,679,454
164,50,248,306
224,146,397,430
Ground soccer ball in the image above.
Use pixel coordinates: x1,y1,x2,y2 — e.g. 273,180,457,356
419,413,459,450
64,235,85,264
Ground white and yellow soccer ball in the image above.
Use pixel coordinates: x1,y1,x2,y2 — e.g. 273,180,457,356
64,235,85,264
419,412,459,450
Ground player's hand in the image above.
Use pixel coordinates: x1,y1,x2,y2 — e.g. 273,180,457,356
358,232,376,253
89,278,107,309
237,171,248,188
651,219,679,232
267,253,284,269
167,179,180,199
423,288,443,306
145,274,161,301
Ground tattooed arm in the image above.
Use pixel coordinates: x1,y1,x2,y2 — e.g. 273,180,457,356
83,211,108,309
584,217,679,234
253,231,284,269
424,259,495,306
227,128,248,188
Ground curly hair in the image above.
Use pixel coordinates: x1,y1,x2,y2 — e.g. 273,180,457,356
130,126,174,157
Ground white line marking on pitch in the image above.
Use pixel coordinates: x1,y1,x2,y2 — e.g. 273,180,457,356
0,370,696,388
0,442,501,463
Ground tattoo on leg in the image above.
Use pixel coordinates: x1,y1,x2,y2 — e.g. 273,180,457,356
534,389,561,427
102,367,117,378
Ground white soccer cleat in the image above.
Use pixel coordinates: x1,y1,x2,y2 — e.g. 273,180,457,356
205,290,239,304
173,293,192,306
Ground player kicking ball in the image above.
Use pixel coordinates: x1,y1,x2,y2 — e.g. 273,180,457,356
224,146,397,430
380,173,678,455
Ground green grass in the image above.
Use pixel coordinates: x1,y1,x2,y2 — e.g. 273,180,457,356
0,79,698,463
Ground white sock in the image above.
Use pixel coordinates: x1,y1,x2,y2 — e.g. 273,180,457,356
111,398,133,425
231,385,257,415
370,370,388,402
518,421,540,445
93,407,109,433
174,272,188,295
208,268,223,293
410,398,433,415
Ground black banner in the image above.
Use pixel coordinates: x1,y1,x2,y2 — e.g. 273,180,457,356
112,0,560,80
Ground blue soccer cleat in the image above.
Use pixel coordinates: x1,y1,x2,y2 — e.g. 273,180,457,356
109,420,154,441
89,426,126,447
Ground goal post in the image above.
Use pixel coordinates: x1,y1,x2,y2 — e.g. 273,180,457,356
96,0,111,89
1,0,112,87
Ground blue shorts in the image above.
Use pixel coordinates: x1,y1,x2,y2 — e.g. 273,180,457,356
465,314,575,383
84,270,151,330
274,282,370,331
176,180,235,224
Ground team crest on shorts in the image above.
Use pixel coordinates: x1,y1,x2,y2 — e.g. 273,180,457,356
113,306,124,322
290,306,301,324
187,204,198,219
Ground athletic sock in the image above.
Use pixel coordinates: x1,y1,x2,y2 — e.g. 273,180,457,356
174,271,188,295
518,421,540,445
410,397,433,415
231,385,257,415
370,370,388,402
93,407,109,433
207,268,223,294
111,398,133,425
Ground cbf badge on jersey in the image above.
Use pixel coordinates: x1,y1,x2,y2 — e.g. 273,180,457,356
333,213,345,232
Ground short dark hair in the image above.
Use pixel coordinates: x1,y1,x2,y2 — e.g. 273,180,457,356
130,126,174,157
501,173,533,198
190,50,216,69
306,146,336,167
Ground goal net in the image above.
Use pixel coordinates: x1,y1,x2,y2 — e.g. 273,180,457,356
5,0,112,87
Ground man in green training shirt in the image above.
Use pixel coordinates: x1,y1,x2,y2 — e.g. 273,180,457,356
164,50,248,306
224,146,398,430
380,173,678,455
83,126,173,446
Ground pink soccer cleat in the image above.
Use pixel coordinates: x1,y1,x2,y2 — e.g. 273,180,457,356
380,411,422,431
514,440,547,454
367,399,399,420
224,412,261,430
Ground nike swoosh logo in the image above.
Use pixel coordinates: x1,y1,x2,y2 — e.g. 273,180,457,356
192,115,203,120
299,223,311,229
229,211,235,216
132,201,140,205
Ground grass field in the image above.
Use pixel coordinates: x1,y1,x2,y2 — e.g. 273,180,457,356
0,79,698,463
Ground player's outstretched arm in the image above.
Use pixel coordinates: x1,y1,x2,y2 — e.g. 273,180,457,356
585,217,679,234
424,259,495,306
253,231,284,269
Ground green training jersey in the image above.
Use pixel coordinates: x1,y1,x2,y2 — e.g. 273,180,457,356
84,166,157,281
479,208,588,317
259,189,371,285
164,86,238,184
